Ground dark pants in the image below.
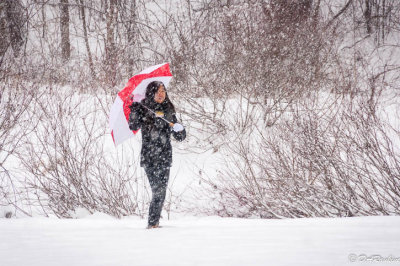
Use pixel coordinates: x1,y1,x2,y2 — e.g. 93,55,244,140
144,165,170,226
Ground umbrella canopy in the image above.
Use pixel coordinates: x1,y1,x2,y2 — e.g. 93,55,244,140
109,63,173,146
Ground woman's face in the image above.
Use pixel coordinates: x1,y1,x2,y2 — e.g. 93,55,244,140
154,85,166,103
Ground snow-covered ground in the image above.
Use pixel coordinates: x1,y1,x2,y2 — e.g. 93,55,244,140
1,215,400,266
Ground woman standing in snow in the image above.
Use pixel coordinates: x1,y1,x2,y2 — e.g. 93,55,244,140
129,81,186,229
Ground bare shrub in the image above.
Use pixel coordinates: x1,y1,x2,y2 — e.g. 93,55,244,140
19,88,149,218
0,78,35,217
196,88,400,218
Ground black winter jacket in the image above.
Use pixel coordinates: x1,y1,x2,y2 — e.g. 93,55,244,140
128,100,186,168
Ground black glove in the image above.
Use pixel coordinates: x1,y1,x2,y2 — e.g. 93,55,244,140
130,102,141,111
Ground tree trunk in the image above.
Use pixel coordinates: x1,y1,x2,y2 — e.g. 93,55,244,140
60,0,70,61
2,0,25,58
0,4,8,63
364,0,372,34
105,0,117,86
78,0,95,78
126,0,137,75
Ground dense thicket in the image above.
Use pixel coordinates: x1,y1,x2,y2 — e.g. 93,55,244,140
1,0,399,218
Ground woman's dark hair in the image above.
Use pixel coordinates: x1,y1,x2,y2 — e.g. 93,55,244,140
144,81,175,111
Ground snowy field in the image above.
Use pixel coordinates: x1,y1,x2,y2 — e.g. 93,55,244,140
1,215,400,266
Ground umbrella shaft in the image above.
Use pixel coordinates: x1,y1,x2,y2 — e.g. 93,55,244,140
139,103,173,126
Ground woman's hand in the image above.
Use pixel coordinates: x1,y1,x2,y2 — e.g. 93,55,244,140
130,102,141,110
155,111,164,118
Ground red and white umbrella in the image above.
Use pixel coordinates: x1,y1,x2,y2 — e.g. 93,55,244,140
109,63,173,146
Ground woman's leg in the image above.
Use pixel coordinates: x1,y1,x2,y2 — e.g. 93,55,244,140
145,166,170,227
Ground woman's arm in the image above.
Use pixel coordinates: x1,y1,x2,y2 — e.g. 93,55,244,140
129,103,144,131
171,114,186,141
